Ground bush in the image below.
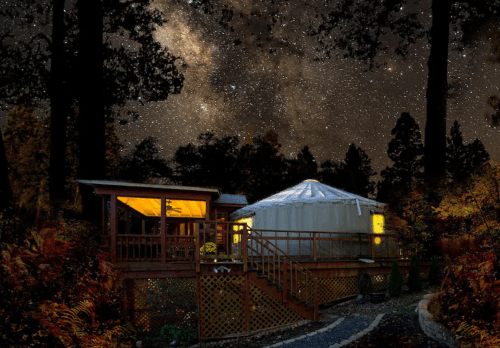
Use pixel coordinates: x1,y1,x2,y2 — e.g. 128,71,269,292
408,255,423,292
0,218,135,347
160,324,198,346
387,260,404,297
427,257,442,286
438,251,500,348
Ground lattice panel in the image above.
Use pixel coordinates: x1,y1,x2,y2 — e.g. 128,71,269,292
198,275,246,338
249,283,303,332
371,274,389,292
131,278,197,333
317,277,358,304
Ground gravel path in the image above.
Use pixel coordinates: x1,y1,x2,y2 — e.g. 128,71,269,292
269,317,372,348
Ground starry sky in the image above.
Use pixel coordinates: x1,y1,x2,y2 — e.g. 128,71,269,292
3,0,500,177
116,0,500,175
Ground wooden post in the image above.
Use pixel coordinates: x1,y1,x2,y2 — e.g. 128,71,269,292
242,224,248,272
142,220,146,235
161,197,166,263
110,194,117,263
245,273,250,334
195,222,200,273
313,232,317,261
101,197,106,235
126,210,131,234
314,278,318,321
282,257,287,303
125,279,135,321
371,234,376,259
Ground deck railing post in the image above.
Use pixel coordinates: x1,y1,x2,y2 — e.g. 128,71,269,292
314,278,318,321
195,224,200,273
282,257,287,303
313,232,317,261
110,194,117,263
242,224,248,272
371,234,376,259
161,197,166,264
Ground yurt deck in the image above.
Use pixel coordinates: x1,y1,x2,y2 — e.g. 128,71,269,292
108,221,423,341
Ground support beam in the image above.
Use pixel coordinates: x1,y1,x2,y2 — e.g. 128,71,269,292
110,194,117,263
161,197,166,263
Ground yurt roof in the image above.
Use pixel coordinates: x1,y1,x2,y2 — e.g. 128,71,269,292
230,179,385,220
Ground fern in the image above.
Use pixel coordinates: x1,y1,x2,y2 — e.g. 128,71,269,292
457,321,500,348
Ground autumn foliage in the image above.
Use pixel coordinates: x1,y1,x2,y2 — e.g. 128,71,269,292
0,219,134,347
435,251,500,348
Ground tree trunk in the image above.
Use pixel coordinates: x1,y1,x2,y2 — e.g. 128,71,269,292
77,0,105,221
424,0,452,181
0,130,12,211
48,0,69,207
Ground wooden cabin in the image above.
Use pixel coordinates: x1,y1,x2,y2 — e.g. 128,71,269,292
78,180,426,342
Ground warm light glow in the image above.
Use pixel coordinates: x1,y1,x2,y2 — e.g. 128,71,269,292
117,197,206,218
234,217,253,230
374,237,382,245
233,234,241,244
372,214,384,234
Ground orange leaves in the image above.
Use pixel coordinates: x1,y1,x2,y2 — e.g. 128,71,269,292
434,250,500,348
1,218,134,347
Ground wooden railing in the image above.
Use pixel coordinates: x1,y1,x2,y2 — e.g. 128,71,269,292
106,234,196,262
248,229,319,319
249,229,400,260
197,221,248,266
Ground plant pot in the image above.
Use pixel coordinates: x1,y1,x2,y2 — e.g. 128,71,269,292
370,292,386,304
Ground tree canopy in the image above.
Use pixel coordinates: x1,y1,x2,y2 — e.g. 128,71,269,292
307,0,500,180
377,112,424,204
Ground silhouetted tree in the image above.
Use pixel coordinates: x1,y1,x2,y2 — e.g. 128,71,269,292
286,145,318,185
119,137,171,184
0,129,12,212
239,130,289,203
446,121,489,181
334,144,376,198
377,112,424,203
0,0,184,210
308,0,500,181
172,132,241,193
317,159,341,188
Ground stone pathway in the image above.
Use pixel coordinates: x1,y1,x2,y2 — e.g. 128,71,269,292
262,314,385,348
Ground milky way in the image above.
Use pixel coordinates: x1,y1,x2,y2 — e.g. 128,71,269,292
3,0,499,177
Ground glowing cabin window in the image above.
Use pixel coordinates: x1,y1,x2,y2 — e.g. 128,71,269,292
117,197,206,218
233,217,253,230
372,214,384,234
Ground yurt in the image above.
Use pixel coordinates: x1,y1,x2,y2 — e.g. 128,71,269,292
230,179,387,258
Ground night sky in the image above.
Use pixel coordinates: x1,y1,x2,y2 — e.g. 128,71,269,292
4,0,500,176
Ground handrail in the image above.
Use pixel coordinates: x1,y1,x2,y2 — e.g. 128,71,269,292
249,230,399,259
248,228,319,318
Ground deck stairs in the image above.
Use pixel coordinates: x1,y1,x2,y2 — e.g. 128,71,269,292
247,229,320,321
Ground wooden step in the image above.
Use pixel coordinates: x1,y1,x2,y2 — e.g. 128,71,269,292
248,271,317,321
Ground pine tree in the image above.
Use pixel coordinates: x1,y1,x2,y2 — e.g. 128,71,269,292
377,112,424,204
387,260,404,297
286,145,318,186
427,257,441,286
446,121,489,181
408,255,423,292
324,144,376,198
120,137,171,184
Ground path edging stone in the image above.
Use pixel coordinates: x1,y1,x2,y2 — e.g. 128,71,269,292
417,293,460,348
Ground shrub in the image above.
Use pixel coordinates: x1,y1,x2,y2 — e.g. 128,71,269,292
387,260,404,297
438,251,500,348
427,257,441,286
408,255,423,292
0,218,135,347
160,324,198,346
